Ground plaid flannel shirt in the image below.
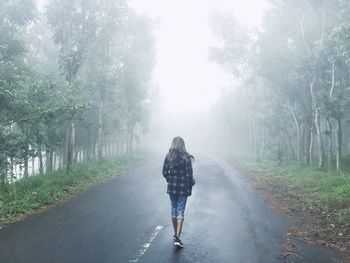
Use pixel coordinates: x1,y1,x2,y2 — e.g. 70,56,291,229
162,155,193,196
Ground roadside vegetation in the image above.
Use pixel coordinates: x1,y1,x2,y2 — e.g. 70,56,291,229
207,0,350,252
0,152,147,225
0,0,155,183
230,157,350,252
0,0,155,225
209,0,350,171
248,160,350,226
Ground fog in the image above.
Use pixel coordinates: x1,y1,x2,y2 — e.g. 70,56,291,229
1,2,350,259
131,0,270,155
3,0,350,179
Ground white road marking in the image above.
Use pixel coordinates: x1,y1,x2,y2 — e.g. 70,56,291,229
129,225,164,263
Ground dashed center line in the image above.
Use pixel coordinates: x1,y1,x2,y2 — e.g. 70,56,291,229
129,225,164,263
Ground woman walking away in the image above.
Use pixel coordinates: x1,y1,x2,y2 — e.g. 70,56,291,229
162,136,194,248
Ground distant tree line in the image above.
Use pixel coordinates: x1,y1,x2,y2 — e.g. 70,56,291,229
210,0,350,171
0,0,155,184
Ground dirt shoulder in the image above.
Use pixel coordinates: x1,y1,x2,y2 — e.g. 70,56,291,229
229,160,350,262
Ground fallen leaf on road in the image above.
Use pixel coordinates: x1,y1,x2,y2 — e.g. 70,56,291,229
283,240,297,253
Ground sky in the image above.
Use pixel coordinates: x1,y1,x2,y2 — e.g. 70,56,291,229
130,0,270,113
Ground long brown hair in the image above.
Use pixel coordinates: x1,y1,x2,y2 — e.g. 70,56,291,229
167,136,194,167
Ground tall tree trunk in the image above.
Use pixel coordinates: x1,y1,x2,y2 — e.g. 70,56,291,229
109,140,112,156
74,145,79,163
326,114,333,172
46,147,53,172
282,128,288,161
277,131,282,165
336,117,342,171
97,99,103,161
139,126,143,149
38,145,43,175
127,121,134,154
328,61,342,171
24,124,29,178
31,153,35,175
290,102,302,162
304,125,311,165
128,132,133,153
70,122,75,166
75,147,79,162
117,135,121,156
93,140,97,161
10,157,14,183
24,142,29,177
57,151,60,170
310,75,325,169
64,121,74,170
301,125,305,163
287,133,296,159
59,148,63,169
314,109,325,169
309,125,314,166
87,130,91,161
53,151,56,171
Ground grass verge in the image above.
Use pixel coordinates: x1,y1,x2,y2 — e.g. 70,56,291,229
247,160,350,224
230,158,350,252
0,152,148,225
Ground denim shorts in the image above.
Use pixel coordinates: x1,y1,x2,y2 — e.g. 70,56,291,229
169,194,188,220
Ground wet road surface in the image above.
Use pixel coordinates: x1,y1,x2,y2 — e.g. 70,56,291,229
0,154,342,262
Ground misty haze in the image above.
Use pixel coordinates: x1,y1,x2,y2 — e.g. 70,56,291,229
0,0,349,262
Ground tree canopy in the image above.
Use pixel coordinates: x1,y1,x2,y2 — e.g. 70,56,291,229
210,0,350,171
0,0,156,183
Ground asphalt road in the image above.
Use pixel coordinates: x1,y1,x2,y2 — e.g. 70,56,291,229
0,154,342,263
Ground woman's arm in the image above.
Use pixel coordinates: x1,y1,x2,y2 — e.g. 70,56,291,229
185,157,193,186
162,156,171,181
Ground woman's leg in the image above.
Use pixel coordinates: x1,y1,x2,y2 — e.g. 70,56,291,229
169,194,178,235
176,195,188,237
176,219,183,237
172,218,177,235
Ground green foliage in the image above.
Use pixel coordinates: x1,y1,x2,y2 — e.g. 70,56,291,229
210,1,350,169
0,152,147,223
46,0,99,83
0,0,155,177
244,159,350,232
209,12,253,78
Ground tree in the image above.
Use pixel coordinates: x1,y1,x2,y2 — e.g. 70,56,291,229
47,0,99,169
209,0,350,172
209,13,261,161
